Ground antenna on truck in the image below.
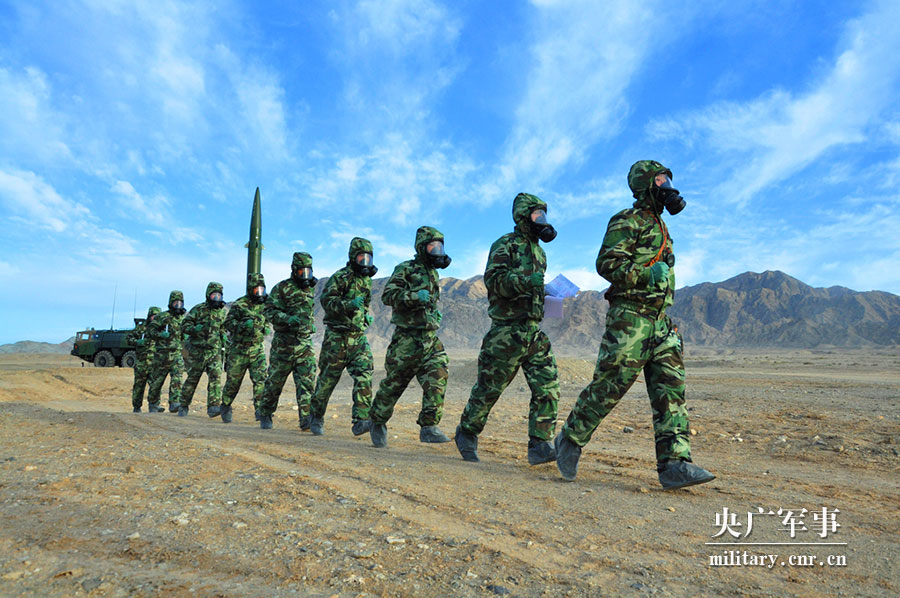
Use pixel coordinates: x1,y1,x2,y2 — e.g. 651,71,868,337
110,283,118,330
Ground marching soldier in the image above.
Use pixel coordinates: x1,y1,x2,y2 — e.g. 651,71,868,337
455,193,561,465
179,282,227,417
128,306,161,413
554,160,715,490
257,253,318,430
147,290,187,412
221,274,270,423
369,226,452,447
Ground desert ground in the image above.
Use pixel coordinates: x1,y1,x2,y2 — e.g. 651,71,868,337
0,347,898,597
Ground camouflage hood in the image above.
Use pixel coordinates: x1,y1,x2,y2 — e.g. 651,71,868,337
292,251,313,270
348,237,373,261
512,192,548,237
168,290,185,314
206,281,223,298
247,272,266,292
415,226,444,262
146,306,162,320
628,160,672,213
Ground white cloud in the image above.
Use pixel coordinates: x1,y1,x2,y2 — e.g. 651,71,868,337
495,0,657,191
111,180,171,226
0,66,73,166
0,169,89,232
647,0,900,204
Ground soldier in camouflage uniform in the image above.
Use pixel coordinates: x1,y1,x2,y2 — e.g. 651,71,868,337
179,282,227,418
147,290,187,412
221,273,270,424
128,306,161,413
456,193,561,465
257,253,318,430
309,237,377,437
369,226,452,447
554,160,715,490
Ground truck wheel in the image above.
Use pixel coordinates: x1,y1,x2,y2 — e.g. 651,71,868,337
94,350,115,367
121,351,137,368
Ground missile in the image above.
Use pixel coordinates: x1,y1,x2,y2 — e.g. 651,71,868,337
245,187,264,276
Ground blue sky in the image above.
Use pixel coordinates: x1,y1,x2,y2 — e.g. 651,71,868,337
2,0,899,344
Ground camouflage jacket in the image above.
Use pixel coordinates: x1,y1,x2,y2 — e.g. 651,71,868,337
148,310,185,352
597,196,675,313
264,278,316,337
382,258,441,331
182,302,227,351
320,266,372,333
125,322,155,362
485,231,546,323
224,295,269,347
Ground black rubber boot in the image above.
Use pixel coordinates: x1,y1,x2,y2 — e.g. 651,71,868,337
298,414,310,430
527,436,557,465
220,404,233,423
177,405,189,417
168,402,179,413
658,460,716,490
370,423,387,448
351,419,372,436
554,432,581,481
254,408,261,422
207,405,221,418
132,406,141,413
259,414,273,429
148,402,164,413
455,425,479,462
309,416,324,436
420,425,451,443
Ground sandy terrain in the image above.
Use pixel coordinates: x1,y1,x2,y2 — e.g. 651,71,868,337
0,347,898,597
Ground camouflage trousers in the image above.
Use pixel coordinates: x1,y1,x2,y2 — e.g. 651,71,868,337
370,328,449,427
311,328,373,422
223,342,267,409
148,349,184,406
258,334,316,417
560,304,692,464
131,357,154,409
181,347,224,408
459,320,560,440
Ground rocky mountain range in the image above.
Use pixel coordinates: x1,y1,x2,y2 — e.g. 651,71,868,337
5,270,900,354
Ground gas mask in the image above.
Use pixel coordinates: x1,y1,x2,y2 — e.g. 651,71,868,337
292,267,318,289
250,285,267,304
207,291,225,309
351,252,378,277
652,173,685,215
425,240,452,269
169,300,185,315
529,209,557,243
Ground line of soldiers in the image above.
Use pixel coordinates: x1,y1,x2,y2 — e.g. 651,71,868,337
127,160,716,490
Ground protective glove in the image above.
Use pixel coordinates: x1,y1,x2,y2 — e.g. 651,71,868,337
416,289,431,303
286,315,302,328
364,313,374,327
528,272,544,288
159,330,170,339
648,262,670,286
191,324,205,335
135,339,145,347
435,310,443,326
242,319,255,331
349,296,365,310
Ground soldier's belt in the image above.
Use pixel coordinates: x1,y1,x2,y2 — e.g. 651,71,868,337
610,299,667,319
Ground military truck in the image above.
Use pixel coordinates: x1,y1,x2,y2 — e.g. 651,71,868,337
71,323,142,368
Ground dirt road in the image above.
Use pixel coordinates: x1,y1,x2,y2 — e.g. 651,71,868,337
0,349,898,597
